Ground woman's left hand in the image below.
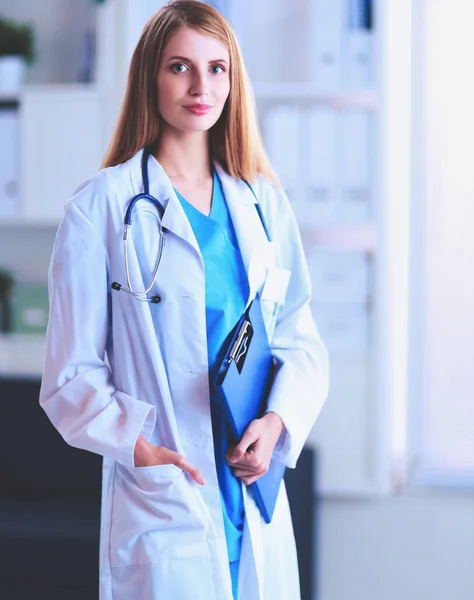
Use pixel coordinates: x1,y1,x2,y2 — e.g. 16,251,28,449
226,412,284,485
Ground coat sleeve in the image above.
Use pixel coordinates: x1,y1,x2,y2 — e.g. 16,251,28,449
39,187,156,468
264,185,330,469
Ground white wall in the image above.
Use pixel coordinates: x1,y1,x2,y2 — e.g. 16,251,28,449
318,489,474,600
318,2,474,598
410,0,474,481
0,0,93,84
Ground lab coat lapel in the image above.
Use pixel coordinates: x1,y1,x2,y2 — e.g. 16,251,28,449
128,150,200,255
215,164,271,302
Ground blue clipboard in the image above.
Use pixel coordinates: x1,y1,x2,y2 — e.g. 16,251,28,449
214,295,286,524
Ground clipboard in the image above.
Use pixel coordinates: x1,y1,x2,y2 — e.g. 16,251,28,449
214,295,286,524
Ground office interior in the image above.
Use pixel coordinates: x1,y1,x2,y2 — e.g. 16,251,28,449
0,1,473,599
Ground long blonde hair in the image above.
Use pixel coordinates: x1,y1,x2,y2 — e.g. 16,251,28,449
101,0,278,185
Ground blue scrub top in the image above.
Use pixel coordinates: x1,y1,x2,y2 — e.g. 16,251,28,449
174,170,249,563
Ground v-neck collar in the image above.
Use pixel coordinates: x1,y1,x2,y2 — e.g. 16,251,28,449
173,170,218,220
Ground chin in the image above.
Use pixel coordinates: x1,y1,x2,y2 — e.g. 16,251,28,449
176,116,220,134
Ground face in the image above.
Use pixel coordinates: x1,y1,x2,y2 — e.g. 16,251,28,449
157,27,231,134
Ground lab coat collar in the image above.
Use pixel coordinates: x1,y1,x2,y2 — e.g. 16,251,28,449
214,165,274,307
127,149,200,255
127,149,268,295
213,162,269,285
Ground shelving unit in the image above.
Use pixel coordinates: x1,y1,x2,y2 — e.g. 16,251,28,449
300,223,376,252
0,84,105,229
238,0,411,498
253,84,378,108
0,219,60,229
0,0,411,498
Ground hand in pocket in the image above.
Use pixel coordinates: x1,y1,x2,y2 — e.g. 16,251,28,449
134,435,206,485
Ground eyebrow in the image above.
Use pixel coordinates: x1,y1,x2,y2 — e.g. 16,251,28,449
166,54,229,65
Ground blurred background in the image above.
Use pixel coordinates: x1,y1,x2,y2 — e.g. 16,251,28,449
0,0,473,599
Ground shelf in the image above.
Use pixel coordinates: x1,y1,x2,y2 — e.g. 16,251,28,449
0,97,19,109
0,218,60,230
0,334,46,378
253,83,378,108
300,223,376,251
22,83,99,95
0,92,19,101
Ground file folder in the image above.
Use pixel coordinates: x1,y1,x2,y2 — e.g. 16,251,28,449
214,295,286,524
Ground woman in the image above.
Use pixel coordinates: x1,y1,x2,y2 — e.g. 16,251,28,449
40,2,329,599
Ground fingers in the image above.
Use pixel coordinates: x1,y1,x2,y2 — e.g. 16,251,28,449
232,461,269,480
229,461,258,473
227,449,262,470
230,443,269,485
237,472,265,486
175,453,207,486
156,447,206,485
228,420,260,464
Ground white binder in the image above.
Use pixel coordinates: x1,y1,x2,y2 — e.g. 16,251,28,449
344,0,373,88
339,109,372,221
311,303,369,355
0,109,20,219
344,28,373,88
310,0,344,89
306,106,338,225
264,105,300,205
306,249,370,305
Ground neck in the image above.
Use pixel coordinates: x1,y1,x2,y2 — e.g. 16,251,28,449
155,126,212,183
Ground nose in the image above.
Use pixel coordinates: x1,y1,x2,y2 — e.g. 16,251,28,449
189,68,210,98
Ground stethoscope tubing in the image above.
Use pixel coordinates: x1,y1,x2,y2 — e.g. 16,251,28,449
112,148,167,303
112,146,272,305
123,207,166,298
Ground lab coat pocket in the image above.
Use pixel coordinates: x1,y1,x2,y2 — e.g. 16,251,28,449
260,267,291,340
109,463,208,567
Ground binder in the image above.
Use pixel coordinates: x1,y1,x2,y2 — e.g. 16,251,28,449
344,0,374,88
0,108,20,218
311,302,369,356
214,295,286,524
305,249,370,304
339,109,372,221
310,0,344,89
306,106,338,225
264,105,300,204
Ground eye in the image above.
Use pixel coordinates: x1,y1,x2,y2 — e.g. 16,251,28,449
171,62,188,73
210,64,226,75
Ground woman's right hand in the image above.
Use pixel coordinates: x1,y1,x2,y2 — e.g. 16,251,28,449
133,435,206,485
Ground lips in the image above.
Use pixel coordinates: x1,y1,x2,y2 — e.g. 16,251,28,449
184,104,213,116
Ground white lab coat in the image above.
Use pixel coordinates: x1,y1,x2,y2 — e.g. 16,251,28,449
40,149,329,600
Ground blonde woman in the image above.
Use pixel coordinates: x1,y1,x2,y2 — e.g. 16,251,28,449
40,1,329,599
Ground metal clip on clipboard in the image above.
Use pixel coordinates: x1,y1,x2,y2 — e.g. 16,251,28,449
228,318,254,373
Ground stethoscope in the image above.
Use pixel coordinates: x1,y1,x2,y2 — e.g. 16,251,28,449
111,147,166,304
111,146,271,305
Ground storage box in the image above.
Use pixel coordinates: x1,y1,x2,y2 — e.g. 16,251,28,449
307,249,371,304
311,302,370,355
11,283,49,334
